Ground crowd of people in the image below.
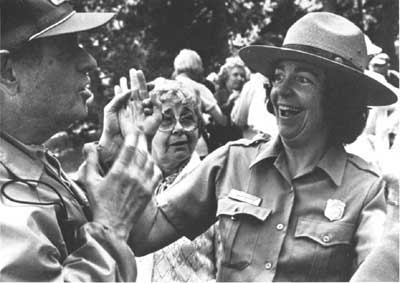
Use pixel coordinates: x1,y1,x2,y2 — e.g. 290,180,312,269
0,0,399,282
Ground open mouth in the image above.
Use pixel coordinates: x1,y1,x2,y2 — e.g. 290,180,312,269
278,105,302,118
170,140,187,146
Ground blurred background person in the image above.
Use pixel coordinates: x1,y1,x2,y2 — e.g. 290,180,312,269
172,49,227,158
369,53,399,87
231,71,278,139
207,57,250,151
135,79,217,282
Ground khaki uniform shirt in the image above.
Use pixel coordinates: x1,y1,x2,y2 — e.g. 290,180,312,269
0,132,136,281
156,135,386,281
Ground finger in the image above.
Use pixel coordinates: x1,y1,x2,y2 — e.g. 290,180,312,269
136,70,148,100
114,85,123,96
143,157,155,180
150,91,162,110
107,86,131,111
83,143,100,185
120,76,129,92
135,148,147,169
150,164,162,187
129,69,139,101
111,132,139,171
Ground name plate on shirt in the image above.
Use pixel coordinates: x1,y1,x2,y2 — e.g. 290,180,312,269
228,189,262,206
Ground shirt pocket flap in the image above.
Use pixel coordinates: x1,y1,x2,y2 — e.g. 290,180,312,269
295,217,354,247
217,197,271,221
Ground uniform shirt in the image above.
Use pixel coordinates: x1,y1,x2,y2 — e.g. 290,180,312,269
155,134,386,281
0,132,136,281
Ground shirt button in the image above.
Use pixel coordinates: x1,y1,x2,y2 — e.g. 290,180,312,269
276,223,284,231
264,262,273,270
322,235,331,243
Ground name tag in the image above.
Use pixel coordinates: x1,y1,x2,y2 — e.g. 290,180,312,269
228,189,262,206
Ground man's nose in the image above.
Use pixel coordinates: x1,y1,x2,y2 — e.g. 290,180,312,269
76,47,98,74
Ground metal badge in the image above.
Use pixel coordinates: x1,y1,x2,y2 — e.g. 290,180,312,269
228,189,262,206
324,199,346,221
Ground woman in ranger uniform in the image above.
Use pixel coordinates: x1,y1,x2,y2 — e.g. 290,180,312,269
114,12,398,281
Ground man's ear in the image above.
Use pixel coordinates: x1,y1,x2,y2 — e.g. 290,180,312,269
0,52,18,96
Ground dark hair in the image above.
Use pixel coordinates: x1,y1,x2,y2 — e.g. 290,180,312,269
322,78,369,145
265,76,369,146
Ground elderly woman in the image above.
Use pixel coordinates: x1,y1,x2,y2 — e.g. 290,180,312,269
132,79,217,282
124,12,398,282
208,57,250,151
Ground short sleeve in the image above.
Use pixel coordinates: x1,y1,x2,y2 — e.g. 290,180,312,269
156,145,229,240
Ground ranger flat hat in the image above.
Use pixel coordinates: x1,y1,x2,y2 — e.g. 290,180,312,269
239,12,398,106
0,0,114,51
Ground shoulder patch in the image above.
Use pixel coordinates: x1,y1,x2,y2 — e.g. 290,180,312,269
228,133,271,147
347,153,380,177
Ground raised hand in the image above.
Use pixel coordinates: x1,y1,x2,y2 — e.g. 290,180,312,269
82,130,162,241
118,69,162,141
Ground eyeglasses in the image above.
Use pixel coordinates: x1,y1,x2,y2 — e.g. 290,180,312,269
159,112,198,132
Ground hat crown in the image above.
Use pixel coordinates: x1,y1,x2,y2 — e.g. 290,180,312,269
283,12,368,70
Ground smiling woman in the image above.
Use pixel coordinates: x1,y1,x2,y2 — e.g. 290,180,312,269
128,12,398,282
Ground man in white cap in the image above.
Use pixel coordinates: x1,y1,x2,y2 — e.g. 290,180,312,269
0,0,160,281
123,12,398,281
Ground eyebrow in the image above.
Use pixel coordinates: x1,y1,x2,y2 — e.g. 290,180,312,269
294,66,321,79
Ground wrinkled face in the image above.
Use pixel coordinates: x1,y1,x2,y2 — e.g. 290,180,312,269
151,101,200,173
270,60,326,146
13,34,97,129
226,66,246,91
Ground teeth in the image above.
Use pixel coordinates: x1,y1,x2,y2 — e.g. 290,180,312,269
278,105,301,117
279,105,300,111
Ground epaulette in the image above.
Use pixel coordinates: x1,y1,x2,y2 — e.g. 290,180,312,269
228,133,271,147
347,153,380,177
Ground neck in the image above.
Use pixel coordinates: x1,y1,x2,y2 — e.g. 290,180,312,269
282,133,329,179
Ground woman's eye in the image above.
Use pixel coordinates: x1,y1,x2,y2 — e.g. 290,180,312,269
272,72,284,83
181,116,195,123
296,74,314,85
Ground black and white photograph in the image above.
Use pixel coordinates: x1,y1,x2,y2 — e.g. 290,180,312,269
0,0,399,281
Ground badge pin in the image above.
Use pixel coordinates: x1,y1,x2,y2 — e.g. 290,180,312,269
324,199,346,221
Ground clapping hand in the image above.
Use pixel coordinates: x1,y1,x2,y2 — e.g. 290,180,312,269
83,130,162,241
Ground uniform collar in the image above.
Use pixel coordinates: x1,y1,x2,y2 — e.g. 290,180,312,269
317,145,347,186
249,135,282,168
0,131,44,180
249,135,346,186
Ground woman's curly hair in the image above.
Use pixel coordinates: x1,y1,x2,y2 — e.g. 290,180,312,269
217,56,250,88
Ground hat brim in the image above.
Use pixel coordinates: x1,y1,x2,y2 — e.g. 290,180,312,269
35,12,115,39
239,45,398,106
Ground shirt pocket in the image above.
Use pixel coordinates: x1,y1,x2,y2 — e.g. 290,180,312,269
294,217,355,280
216,197,271,270
295,217,354,246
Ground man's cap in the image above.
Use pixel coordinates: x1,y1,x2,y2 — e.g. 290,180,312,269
0,0,115,50
239,12,398,106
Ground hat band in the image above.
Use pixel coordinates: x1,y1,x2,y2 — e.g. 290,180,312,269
283,44,361,71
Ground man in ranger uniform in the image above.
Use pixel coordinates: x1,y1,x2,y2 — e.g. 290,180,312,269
0,0,160,281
